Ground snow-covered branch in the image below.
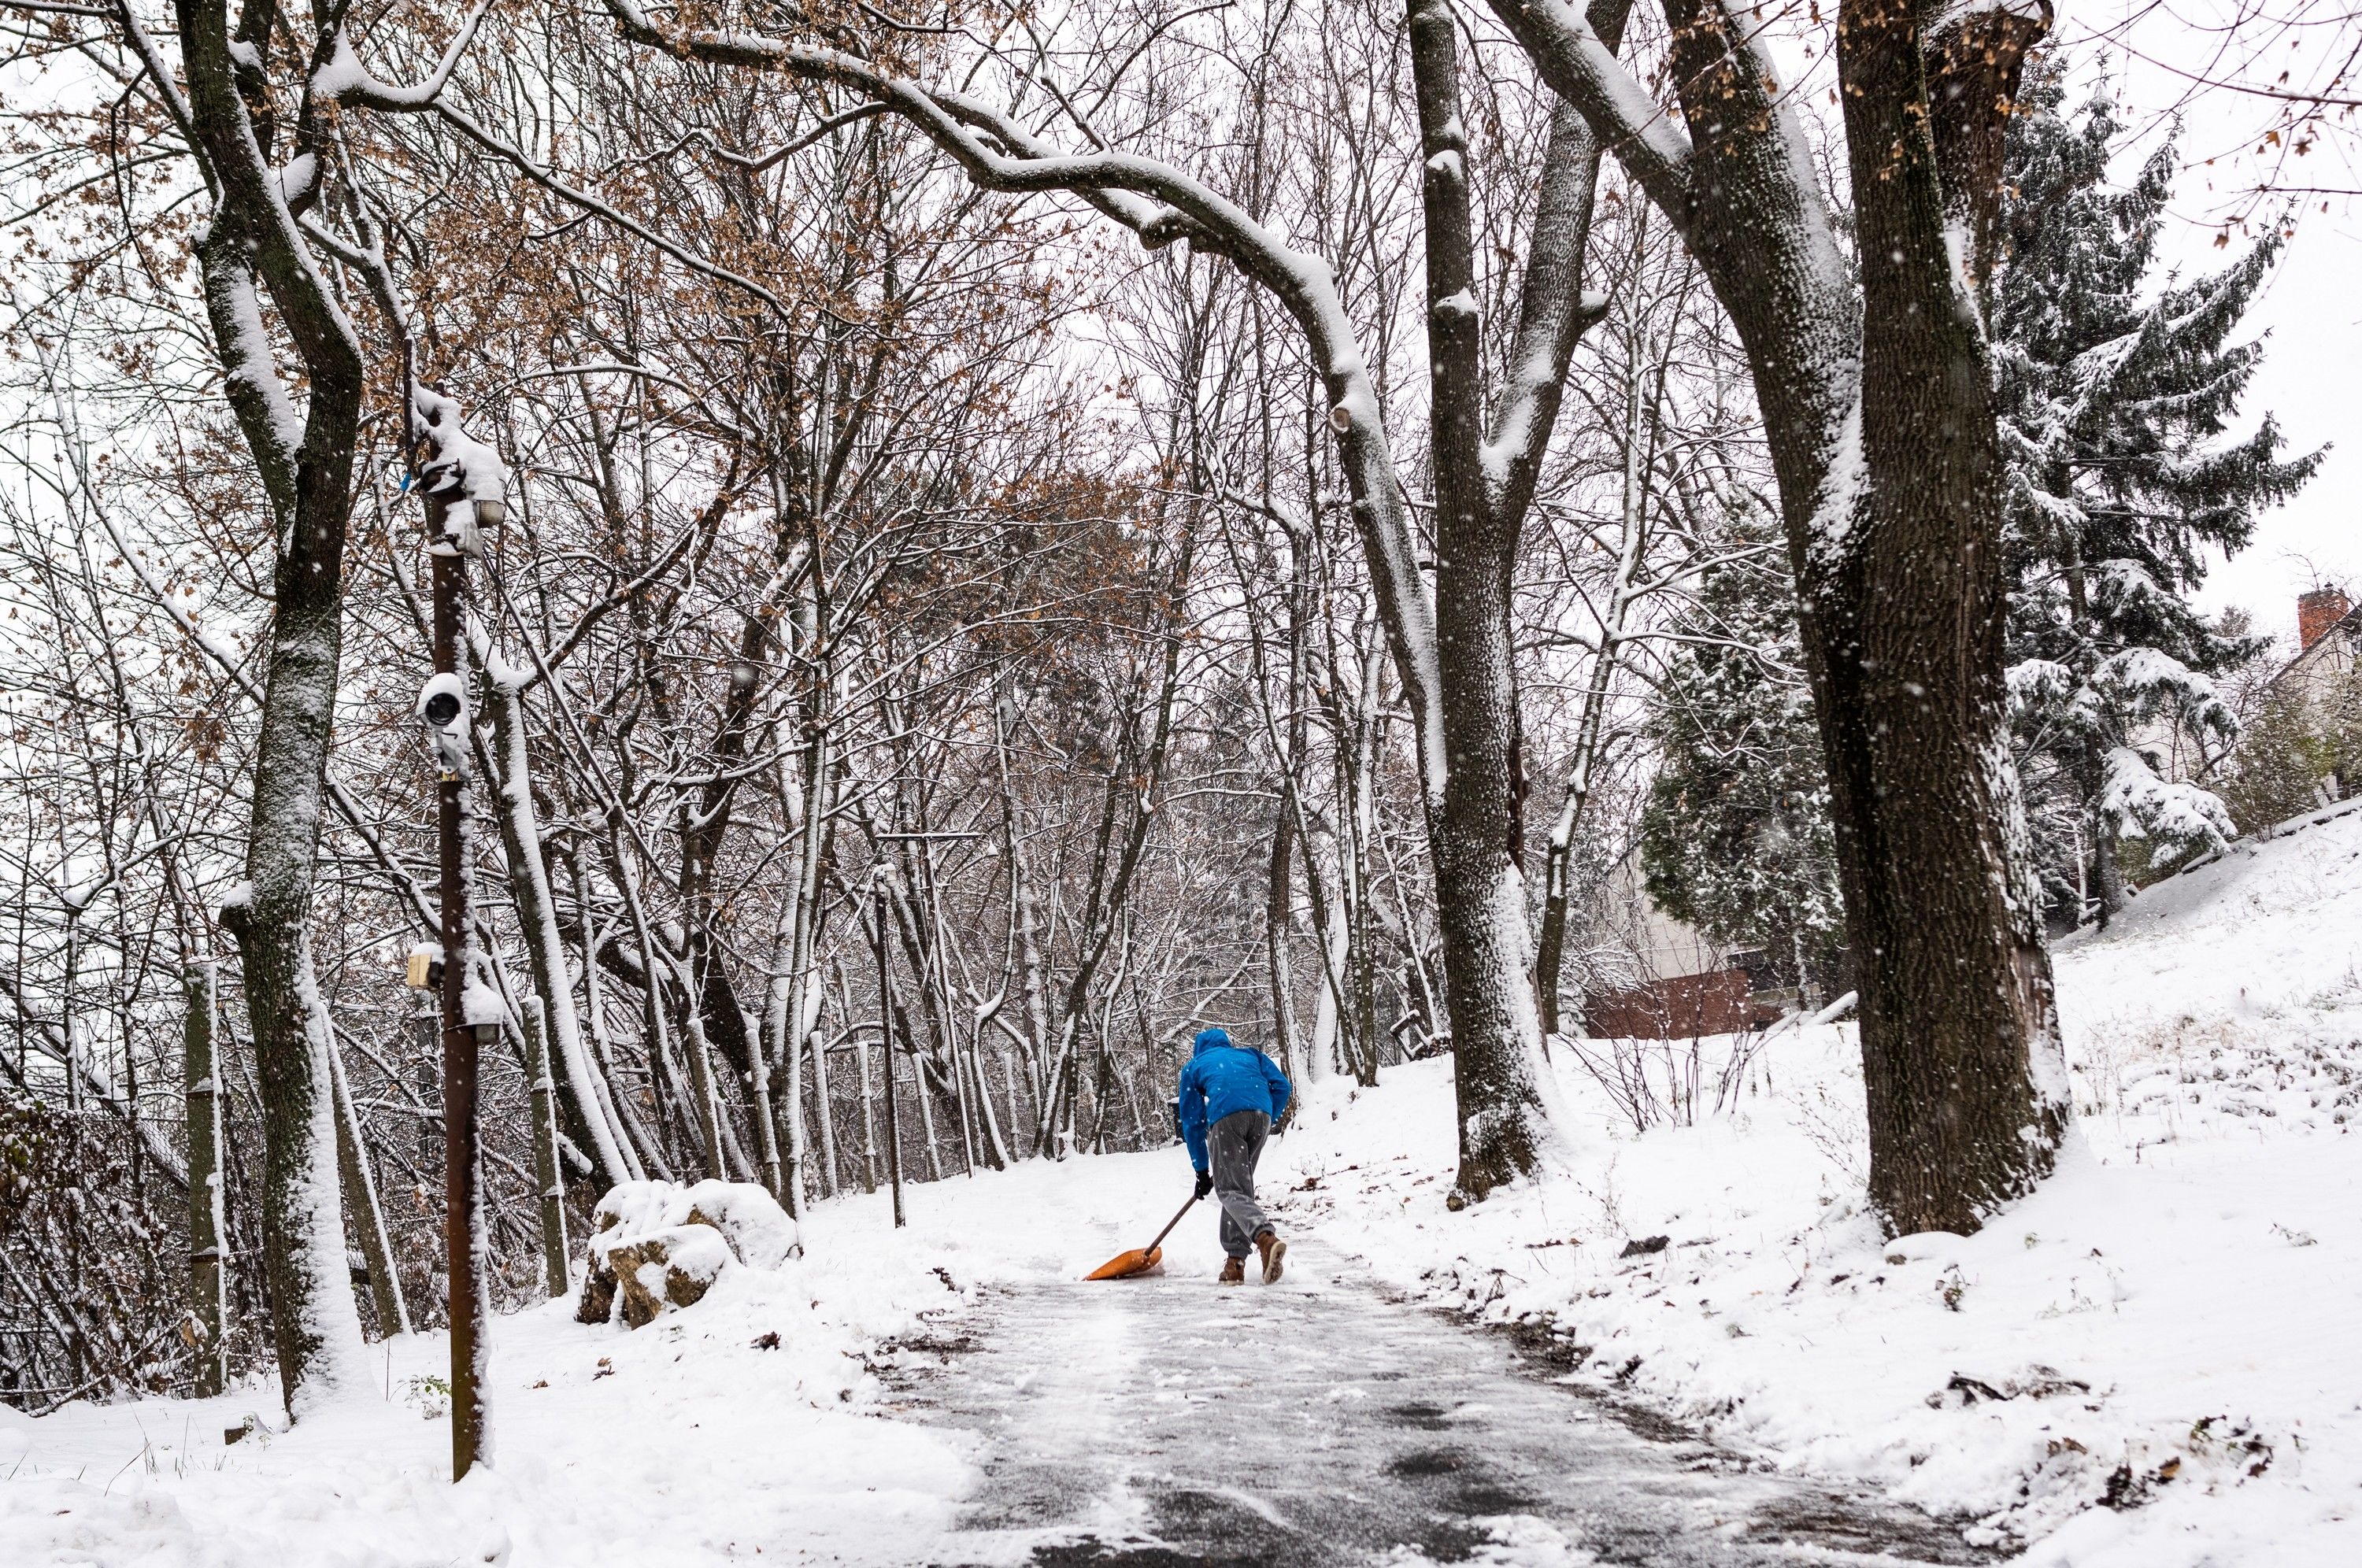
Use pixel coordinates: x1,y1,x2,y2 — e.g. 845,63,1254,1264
307,0,494,113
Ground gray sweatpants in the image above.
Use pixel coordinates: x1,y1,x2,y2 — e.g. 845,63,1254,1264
1209,1109,1272,1259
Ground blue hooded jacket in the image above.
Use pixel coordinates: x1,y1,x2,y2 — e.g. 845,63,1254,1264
1177,1027,1292,1171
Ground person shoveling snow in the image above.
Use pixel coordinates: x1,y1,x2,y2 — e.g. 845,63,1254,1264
1176,1026,1293,1284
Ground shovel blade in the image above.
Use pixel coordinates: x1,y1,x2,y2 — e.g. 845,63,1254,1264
1083,1244,1163,1281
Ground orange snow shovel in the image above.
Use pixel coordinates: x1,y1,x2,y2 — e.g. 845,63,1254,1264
1083,1191,1200,1280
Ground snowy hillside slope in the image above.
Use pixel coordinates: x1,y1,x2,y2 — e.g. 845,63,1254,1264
1263,808,2362,1565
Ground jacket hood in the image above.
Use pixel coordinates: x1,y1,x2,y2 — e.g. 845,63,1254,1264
1191,1026,1233,1056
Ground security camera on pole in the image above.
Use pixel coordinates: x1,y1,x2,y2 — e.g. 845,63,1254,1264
408,386,506,1482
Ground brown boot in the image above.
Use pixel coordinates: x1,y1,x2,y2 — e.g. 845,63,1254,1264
1218,1256,1246,1285
1254,1228,1287,1285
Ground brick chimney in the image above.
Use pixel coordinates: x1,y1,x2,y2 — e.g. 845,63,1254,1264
2299,586,2352,651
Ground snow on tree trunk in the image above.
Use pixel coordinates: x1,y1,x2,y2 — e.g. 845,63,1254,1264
207,335,371,1415
476,656,634,1187
169,0,379,1416
522,996,573,1300
1412,0,1552,1197
1412,1,1624,1197
328,1037,408,1336
219,884,369,1415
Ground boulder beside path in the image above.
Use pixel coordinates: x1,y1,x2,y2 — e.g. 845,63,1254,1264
576,1179,801,1328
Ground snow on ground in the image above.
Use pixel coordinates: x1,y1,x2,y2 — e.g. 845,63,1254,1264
1261,808,2362,1566
0,1216,978,1566
6,808,2359,1565
0,1141,1199,1566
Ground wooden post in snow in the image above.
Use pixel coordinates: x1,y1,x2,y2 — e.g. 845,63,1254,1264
421,479,493,1480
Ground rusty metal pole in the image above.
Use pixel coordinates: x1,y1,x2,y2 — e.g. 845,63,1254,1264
427,494,488,1479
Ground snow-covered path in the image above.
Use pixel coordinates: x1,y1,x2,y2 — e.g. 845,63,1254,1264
893,1239,1985,1566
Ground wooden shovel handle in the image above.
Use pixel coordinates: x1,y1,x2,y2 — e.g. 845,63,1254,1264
1142,1191,1199,1255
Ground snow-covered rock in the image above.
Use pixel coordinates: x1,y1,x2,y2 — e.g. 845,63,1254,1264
679,1179,802,1270
603,1225,735,1329
578,1179,801,1327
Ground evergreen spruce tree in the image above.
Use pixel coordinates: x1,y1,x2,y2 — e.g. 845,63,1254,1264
1996,65,2321,925
1638,502,1845,997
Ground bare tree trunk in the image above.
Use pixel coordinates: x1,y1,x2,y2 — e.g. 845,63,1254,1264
328,1041,407,1336
2082,743,2128,929
1831,0,2065,1232
760,874,802,1210
1015,897,1050,1110
476,664,633,1187
910,1010,947,1181
772,588,835,1212
1414,0,1542,1191
198,243,367,1417
872,873,909,1227
1307,888,1347,1081
1340,627,1385,1087
987,675,1051,1122
184,961,227,1396
2091,818,2127,929
998,1048,1026,1152
677,542,797,1160
1495,0,2068,1233
924,855,1001,1173
854,1030,881,1194
680,1011,729,1182
609,828,711,1175
780,1010,809,1215
810,1026,842,1198
521,997,571,1299
964,1034,1011,1170
1264,803,1300,1071
1410,0,1625,1199
747,923,786,1200
572,856,665,1182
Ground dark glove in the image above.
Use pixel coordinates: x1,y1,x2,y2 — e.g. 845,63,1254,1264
1194,1170,1214,1201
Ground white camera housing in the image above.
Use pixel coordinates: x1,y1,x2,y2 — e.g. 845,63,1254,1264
416,672,472,775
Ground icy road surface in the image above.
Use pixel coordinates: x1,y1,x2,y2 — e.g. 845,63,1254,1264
888,1240,1990,1566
